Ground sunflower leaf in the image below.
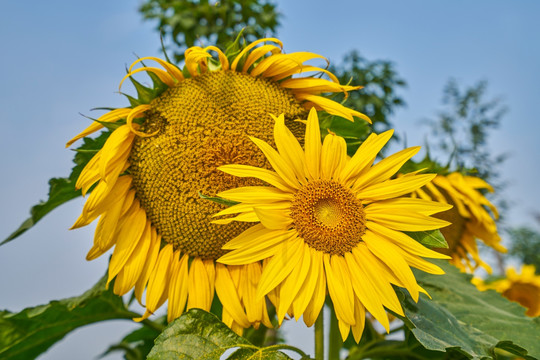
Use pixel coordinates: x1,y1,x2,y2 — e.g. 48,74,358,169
147,309,296,360
405,230,448,249
0,275,137,360
398,260,540,360
1,132,109,246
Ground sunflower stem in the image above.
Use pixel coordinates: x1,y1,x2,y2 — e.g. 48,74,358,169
314,311,324,360
328,305,342,359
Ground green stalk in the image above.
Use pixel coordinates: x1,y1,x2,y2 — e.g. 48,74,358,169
314,311,324,360
328,305,342,359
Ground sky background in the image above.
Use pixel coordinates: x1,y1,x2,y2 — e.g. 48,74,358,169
1,1,539,359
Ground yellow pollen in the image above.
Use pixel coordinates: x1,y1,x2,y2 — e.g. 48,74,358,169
129,70,306,260
291,180,366,255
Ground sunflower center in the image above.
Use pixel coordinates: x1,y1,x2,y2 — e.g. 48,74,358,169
291,180,366,255
129,71,306,260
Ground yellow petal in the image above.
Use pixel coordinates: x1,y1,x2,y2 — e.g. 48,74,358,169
324,254,355,325
215,263,250,328
305,108,322,180
113,221,153,295
297,93,371,123
145,244,174,313
66,108,131,148
365,198,452,216
128,57,184,82
249,136,300,189
241,44,282,72
107,201,148,283
219,229,295,265
357,174,436,201
338,130,394,185
344,251,389,330
231,38,283,71
256,236,304,297
277,243,311,324
134,230,161,305
167,253,189,322
366,221,450,259
351,299,366,343
218,164,292,192
362,230,419,302
218,186,293,203
273,114,307,182
253,207,292,230
367,211,450,232
302,261,326,327
352,146,420,191
321,131,347,180
293,247,323,319
187,257,213,311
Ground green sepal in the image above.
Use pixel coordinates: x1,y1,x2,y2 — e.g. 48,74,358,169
0,274,136,360
147,309,301,359
224,28,246,62
129,75,156,105
199,192,239,207
397,260,540,360
80,113,124,131
405,230,448,249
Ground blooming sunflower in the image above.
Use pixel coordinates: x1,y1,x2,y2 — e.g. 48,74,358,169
66,38,369,333
411,172,506,273
214,109,452,341
474,265,540,317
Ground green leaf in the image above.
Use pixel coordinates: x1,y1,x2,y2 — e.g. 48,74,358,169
147,309,296,359
2,131,110,246
399,260,540,359
0,275,137,360
405,230,448,249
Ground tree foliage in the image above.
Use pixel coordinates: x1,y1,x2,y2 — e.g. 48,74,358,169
426,79,507,180
139,0,280,62
508,225,540,272
330,50,407,134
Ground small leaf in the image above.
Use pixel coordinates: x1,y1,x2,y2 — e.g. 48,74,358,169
406,230,448,249
0,275,136,360
147,309,294,359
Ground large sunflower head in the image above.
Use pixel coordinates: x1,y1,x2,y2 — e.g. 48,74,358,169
66,38,369,333
215,109,452,342
411,172,506,273
475,265,540,317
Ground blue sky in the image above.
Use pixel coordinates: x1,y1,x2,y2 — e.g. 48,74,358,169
1,1,539,358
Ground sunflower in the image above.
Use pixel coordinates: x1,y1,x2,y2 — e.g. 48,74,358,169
411,172,506,273
474,265,540,317
66,38,369,333
214,109,452,341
